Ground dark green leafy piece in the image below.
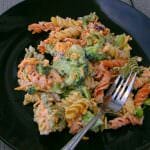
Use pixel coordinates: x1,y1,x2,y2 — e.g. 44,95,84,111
80,86,91,99
85,43,106,61
27,86,36,94
36,64,51,75
51,83,64,94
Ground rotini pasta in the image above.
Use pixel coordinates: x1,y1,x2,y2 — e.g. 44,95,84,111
65,100,88,121
102,43,130,59
108,113,143,129
94,70,111,103
134,68,150,89
51,16,81,28
119,57,141,77
100,59,127,69
134,83,150,106
51,26,82,40
15,13,150,136
28,22,60,34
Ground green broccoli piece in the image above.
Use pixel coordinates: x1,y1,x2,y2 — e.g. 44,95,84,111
27,86,36,94
52,45,89,87
65,66,85,86
82,111,102,132
114,33,131,50
144,98,150,106
51,83,64,94
85,43,106,61
80,12,99,28
134,107,144,118
80,86,91,99
52,58,86,86
65,45,86,64
52,58,72,75
45,44,56,56
114,34,126,47
36,64,51,75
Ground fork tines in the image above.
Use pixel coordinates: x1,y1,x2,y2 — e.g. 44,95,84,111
108,72,137,112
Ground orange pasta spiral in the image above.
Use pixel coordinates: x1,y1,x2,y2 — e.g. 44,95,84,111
134,68,150,89
134,83,150,106
28,22,60,34
108,114,143,129
100,59,127,69
94,70,111,103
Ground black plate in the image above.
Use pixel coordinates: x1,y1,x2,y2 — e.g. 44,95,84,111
0,0,150,150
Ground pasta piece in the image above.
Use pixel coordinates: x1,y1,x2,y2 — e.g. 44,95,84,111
38,41,47,54
102,43,130,59
134,68,150,89
43,36,59,45
119,94,135,115
108,113,143,129
33,98,66,135
28,22,60,34
54,41,72,53
100,59,127,69
62,91,85,107
119,57,141,77
85,76,99,90
94,70,111,103
61,91,89,133
65,100,88,133
16,58,63,91
51,16,81,28
63,38,86,46
134,83,150,106
69,117,82,134
51,26,82,40
65,100,88,121
23,93,41,105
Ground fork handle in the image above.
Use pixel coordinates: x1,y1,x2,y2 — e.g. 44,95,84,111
61,111,102,150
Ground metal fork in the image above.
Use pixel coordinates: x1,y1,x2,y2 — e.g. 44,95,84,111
61,72,137,150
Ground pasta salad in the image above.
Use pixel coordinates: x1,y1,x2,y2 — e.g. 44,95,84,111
15,13,150,135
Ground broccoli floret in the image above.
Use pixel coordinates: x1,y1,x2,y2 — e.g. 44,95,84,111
27,86,36,94
65,66,85,86
36,64,51,75
45,44,57,56
65,45,86,64
51,83,64,94
79,12,99,28
114,34,131,50
52,58,86,86
144,98,150,106
134,107,144,118
85,43,106,61
52,58,72,75
80,86,91,99
52,45,89,87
